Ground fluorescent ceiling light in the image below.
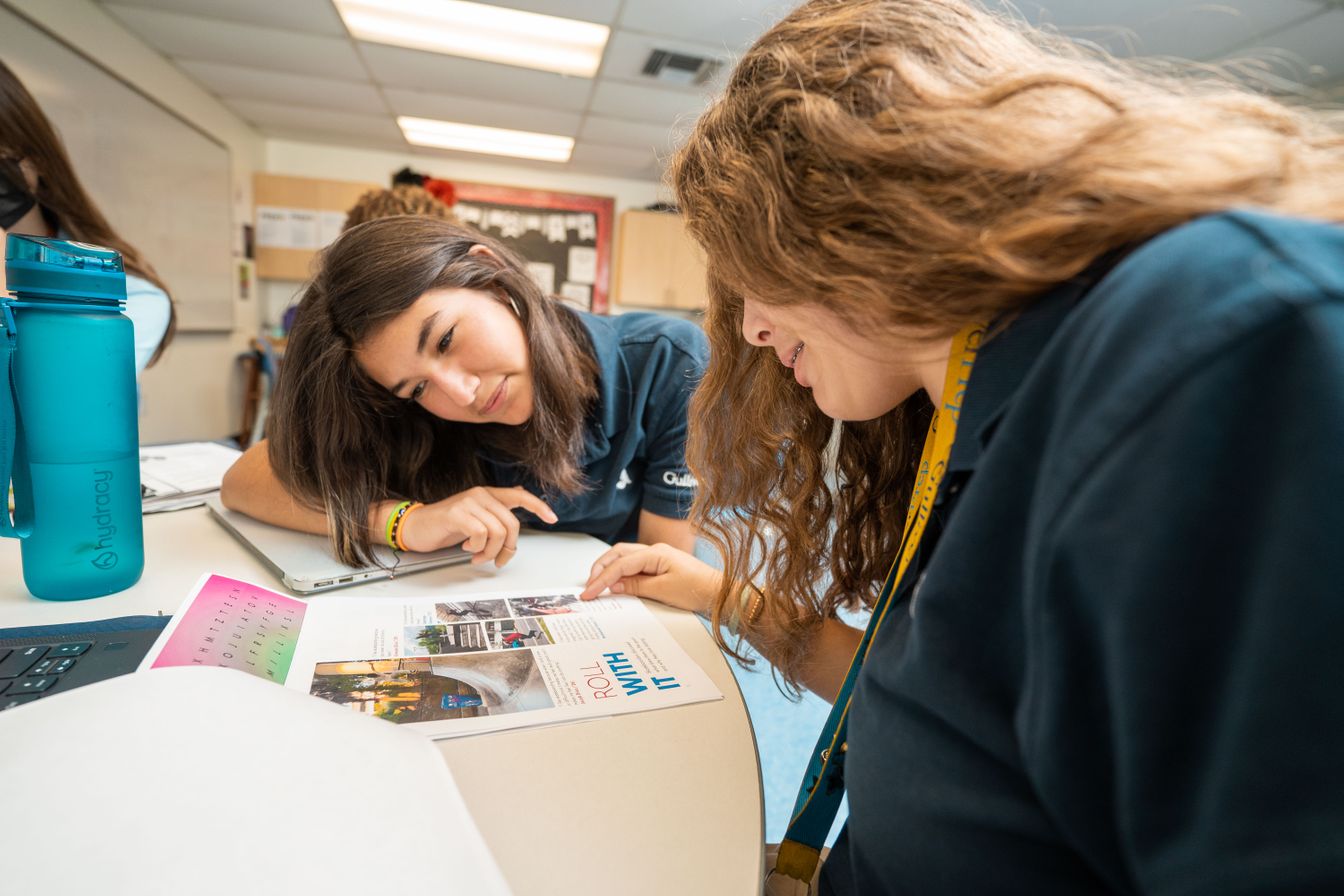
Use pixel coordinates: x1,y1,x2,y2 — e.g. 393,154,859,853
398,116,575,162
335,0,609,78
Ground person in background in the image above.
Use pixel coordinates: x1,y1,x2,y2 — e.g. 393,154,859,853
581,0,1344,892
0,60,174,375
222,216,706,569
342,184,464,231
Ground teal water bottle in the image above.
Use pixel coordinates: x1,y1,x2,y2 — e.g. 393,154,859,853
1,234,144,600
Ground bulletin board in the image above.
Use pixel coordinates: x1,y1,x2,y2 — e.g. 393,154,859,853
253,173,380,281
451,183,615,314
1,5,234,330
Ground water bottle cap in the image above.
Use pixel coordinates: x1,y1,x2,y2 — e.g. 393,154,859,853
4,233,126,306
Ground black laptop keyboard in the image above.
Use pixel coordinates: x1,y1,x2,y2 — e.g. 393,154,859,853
0,641,92,710
0,616,171,712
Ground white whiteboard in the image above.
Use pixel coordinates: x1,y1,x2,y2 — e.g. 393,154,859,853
0,5,233,330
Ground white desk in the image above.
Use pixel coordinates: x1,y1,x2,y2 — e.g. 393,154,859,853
0,507,765,895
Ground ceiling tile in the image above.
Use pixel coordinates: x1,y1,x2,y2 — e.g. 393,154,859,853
225,98,404,142
382,88,581,136
618,0,792,53
358,43,593,112
588,81,713,127
1002,0,1323,61
578,115,679,153
97,0,346,36
567,141,661,179
259,126,413,157
103,4,363,79
176,59,385,114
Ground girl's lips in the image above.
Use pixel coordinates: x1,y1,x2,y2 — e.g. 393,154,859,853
481,377,508,415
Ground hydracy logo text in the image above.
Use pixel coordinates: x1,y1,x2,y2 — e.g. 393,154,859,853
91,469,118,569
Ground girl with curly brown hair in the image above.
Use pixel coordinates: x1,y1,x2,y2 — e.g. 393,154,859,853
581,0,1344,891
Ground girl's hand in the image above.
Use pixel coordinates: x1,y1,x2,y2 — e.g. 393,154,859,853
399,486,557,567
580,542,722,614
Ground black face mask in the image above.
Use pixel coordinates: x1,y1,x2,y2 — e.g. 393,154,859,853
0,167,37,230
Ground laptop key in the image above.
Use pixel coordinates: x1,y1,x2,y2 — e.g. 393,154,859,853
50,642,92,657
12,676,56,694
28,658,56,676
1,693,41,710
0,648,9,663
49,657,76,674
0,645,49,678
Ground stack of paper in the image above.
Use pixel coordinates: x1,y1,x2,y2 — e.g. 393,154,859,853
140,441,242,513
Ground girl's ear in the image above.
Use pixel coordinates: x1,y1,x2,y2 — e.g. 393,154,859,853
18,159,39,193
468,244,522,316
467,243,502,265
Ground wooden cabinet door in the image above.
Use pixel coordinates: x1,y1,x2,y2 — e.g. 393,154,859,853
615,210,708,310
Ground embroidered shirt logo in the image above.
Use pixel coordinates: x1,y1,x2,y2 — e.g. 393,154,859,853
662,470,697,488
616,468,632,490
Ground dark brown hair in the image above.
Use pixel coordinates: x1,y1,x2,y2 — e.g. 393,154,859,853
268,216,599,567
671,0,1344,688
0,60,176,365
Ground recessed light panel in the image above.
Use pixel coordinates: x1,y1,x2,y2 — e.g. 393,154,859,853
336,0,609,78
398,115,575,162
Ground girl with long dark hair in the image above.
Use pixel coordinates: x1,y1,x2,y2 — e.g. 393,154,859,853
222,216,705,568
0,59,174,373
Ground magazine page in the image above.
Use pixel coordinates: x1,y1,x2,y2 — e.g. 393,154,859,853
142,574,723,740
140,441,242,512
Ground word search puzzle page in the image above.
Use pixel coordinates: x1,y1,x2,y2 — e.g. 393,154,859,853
143,574,305,681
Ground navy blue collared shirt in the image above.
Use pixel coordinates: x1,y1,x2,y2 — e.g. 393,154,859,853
822,211,1344,894
482,310,707,544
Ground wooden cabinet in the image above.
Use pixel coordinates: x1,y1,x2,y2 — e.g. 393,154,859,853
613,209,709,311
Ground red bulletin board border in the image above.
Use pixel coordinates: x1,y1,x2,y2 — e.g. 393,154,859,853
452,181,616,314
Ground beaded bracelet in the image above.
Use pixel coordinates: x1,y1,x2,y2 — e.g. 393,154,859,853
394,502,424,552
384,500,413,550
727,585,765,637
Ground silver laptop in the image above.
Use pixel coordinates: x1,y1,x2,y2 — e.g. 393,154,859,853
205,495,472,594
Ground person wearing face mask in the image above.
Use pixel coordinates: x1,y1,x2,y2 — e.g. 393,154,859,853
220,215,707,569
580,1,1344,892
0,60,174,375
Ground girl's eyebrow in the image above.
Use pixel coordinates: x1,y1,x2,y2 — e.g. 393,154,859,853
416,311,441,354
390,310,442,396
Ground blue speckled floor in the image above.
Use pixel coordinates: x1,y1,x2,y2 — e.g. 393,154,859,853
693,539,852,845
721,633,850,844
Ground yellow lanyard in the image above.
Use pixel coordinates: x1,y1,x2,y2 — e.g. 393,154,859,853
774,320,985,884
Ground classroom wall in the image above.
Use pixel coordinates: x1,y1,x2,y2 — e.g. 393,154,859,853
4,0,267,445
257,140,667,328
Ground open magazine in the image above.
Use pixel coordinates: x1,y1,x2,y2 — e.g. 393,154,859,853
141,573,722,739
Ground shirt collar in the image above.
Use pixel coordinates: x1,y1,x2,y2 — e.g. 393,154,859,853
946,272,1098,474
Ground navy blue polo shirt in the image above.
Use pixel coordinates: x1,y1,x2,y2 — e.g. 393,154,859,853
482,310,707,544
821,211,1344,894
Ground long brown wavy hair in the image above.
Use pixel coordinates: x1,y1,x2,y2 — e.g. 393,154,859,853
672,0,1344,688
0,60,176,366
269,216,598,567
